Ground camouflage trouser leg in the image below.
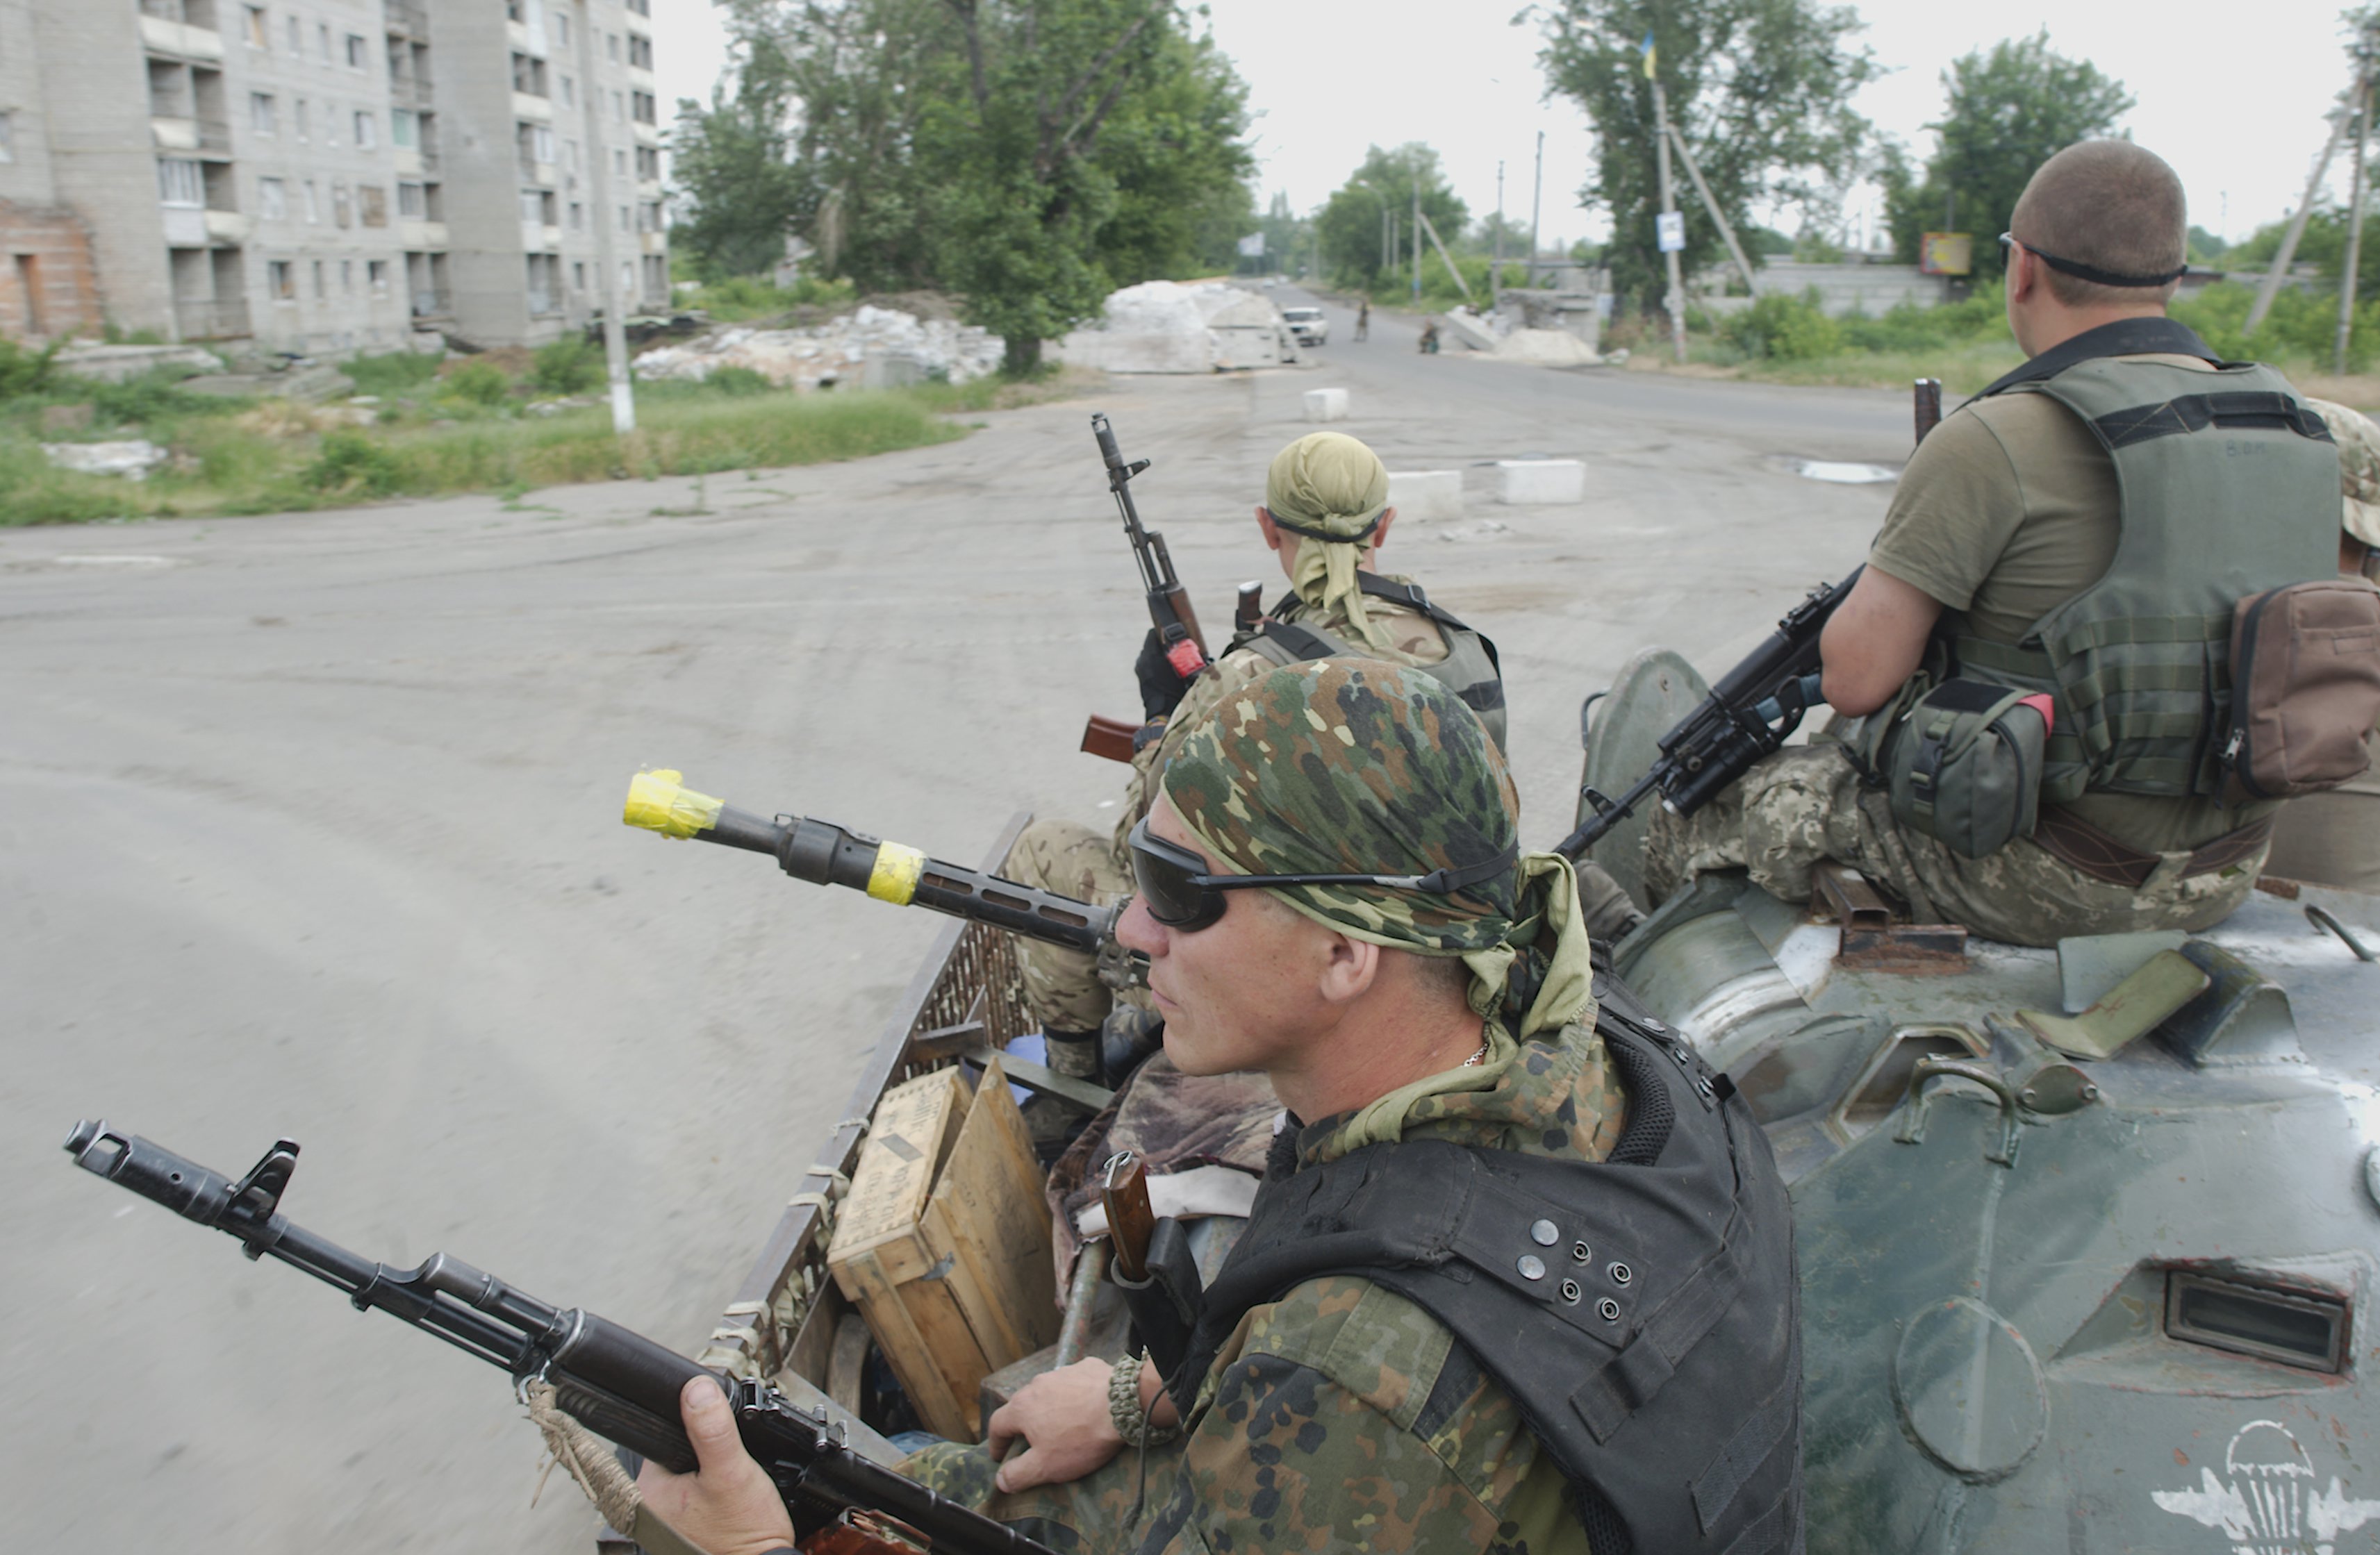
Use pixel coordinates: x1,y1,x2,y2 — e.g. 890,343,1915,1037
1643,746,2266,949
903,1436,1181,1554
1003,817,1134,1036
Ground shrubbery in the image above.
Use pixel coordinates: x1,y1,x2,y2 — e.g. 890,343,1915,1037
1725,290,1842,360
342,350,443,396
299,429,406,497
440,360,513,407
0,339,60,400
702,365,775,397
530,337,605,395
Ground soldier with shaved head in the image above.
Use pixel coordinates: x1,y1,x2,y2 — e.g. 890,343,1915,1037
1644,140,2346,945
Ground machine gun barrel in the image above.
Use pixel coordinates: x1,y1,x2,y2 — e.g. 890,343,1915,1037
622,770,1119,958
1557,569,1860,860
63,1121,1057,1555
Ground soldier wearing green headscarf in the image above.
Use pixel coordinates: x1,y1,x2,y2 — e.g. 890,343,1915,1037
1000,431,1505,1094
638,660,1802,1555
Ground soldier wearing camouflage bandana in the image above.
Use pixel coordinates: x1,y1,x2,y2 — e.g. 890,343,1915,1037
637,660,1803,1555
1000,431,1505,1094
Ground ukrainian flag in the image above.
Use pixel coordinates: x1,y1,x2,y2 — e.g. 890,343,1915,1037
1641,30,1655,78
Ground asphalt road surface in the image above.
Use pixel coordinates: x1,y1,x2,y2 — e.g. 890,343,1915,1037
1,292,1911,1552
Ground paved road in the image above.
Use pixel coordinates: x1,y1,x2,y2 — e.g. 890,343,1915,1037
0,310,1906,1552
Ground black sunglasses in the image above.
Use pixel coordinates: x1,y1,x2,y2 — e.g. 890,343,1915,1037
1125,816,1519,932
1998,231,2185,289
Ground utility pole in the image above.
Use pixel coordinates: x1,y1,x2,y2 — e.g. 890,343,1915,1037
575,0,633,432
1665,125,1757,298
2338,63,2374,376
2250,110,2350,335
1412,179,1422,304
1651,76,1687,363
1493,160,1505,297
1528,131,1544,288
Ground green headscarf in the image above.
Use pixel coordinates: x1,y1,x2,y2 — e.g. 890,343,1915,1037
1264,433,1400,653
1158,658,1596,1047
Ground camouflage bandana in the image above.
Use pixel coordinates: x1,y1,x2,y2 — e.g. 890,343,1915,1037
1266,433,1401,653
1159,658,1594,1038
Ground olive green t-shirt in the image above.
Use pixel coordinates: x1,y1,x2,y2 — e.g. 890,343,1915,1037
1869,353,2275,853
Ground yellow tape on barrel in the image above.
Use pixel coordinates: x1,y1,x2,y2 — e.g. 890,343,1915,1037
622,769,725,838
866,842,926,905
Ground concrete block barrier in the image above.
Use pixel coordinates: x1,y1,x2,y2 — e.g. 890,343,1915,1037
1303,387,1350,422
1497,458,1586,504
1387,469,1464,521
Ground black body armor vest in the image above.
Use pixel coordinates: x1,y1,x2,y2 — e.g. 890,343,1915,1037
1172,993,1803,1555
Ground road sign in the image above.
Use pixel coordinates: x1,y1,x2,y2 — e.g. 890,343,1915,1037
1237,233,1266,258
1656,211,1685,253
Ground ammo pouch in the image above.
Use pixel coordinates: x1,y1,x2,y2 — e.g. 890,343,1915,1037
1860,678,2054,858
2219,577,2380,802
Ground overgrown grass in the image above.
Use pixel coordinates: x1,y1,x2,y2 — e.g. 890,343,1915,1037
1610,280,2380,408
1,376,974,524
675,274,859,322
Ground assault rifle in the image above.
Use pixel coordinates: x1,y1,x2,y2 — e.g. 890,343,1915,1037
62,1121,1058,1555
1096,412,1208,682
1555,376,1942,861
621,769,1145,990
1554,569,1860,860
1078,415,1208,765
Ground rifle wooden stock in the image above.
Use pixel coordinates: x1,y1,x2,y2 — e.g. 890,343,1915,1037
1081,714,1140,764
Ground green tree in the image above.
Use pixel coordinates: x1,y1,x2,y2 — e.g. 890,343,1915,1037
1538,0,1876,313
718,0,1252,371
1878,33,2133,278
668,32,813,282
1315,144,1469,294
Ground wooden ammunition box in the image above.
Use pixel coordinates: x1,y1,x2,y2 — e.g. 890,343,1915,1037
824,1058,1057,1440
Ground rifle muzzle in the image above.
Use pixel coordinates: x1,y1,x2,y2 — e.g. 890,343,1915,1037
623,770,1119,955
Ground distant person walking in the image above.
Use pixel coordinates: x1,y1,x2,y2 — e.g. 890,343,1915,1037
1417,321,1439,355
1355,299,1370,342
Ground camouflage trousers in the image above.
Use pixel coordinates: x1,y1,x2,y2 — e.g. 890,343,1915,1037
1003,817,1135,1035
902,1435,1176,1554
1642,746,2265,948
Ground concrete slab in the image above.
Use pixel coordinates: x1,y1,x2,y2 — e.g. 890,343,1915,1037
1498,459,1586,505
1303,388,1348,422
1389,469,1463,520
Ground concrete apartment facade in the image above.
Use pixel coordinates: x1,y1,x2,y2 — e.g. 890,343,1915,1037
0,0,668,354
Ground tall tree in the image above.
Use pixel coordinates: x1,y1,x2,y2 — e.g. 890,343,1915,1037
1315,144,1469,293
668,33,812,283
1538,0,1876,312
1878,33,2133,278
709,0,1252,370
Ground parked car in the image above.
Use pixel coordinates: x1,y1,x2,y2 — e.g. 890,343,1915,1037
1281,306,1328,346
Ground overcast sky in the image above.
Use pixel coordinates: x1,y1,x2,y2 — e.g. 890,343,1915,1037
654,0,2362,258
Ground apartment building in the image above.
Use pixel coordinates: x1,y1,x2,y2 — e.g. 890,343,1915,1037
0,0,668,353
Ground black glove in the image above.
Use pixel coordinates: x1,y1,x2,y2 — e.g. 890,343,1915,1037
1135,628,1194,722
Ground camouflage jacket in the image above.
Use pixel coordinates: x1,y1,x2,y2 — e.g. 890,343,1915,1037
905,1021,1627,1554
1111,579,1453,860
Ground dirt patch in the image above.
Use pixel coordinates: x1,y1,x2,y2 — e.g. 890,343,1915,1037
866,290,961,323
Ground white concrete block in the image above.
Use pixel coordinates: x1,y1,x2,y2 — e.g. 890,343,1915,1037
1497,458,1586,505
1387,469,1464,522
1303,387,1349,422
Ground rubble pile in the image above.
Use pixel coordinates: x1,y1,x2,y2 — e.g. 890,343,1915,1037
1054,281,1296,373
632,304,1005,390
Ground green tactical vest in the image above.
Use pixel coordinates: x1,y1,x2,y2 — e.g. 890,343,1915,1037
1237,572,1508,752
1946,344,2339,804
